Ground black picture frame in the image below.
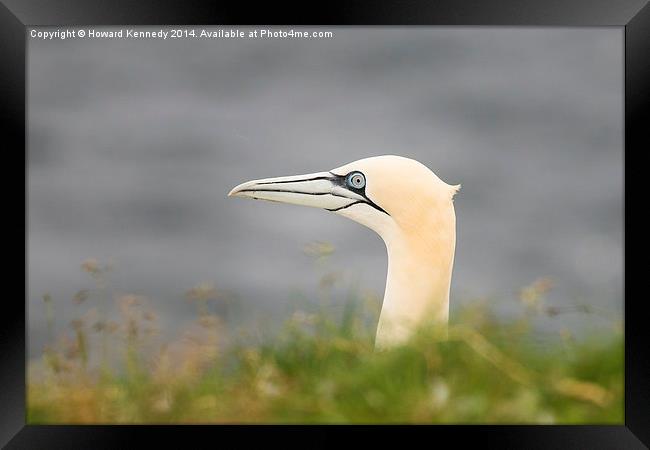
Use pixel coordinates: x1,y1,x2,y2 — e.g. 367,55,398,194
2,0,647,448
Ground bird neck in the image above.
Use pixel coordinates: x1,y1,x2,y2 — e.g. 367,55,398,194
374,203,456,350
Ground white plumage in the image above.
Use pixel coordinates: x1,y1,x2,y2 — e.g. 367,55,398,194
229,155,459,349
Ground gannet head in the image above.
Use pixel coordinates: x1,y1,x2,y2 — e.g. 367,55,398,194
229,155,460,349
228,155,459,242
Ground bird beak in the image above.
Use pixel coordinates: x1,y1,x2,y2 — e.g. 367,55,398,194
228,171,365,212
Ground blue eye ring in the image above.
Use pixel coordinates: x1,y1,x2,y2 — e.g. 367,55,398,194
346,172,366,189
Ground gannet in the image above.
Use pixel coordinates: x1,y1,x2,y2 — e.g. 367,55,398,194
228,155,459,349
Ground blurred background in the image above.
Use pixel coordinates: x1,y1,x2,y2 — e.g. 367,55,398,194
27,26,623,358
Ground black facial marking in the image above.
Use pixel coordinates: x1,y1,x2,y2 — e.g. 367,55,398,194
240,172,390,216
326,201,363,212
328,172,389,216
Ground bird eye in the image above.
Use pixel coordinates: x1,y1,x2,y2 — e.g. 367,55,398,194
346,172,366,189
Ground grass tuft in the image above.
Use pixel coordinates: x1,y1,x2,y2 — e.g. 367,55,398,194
27,260,623,424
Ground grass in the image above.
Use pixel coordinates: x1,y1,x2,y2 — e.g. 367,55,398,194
27,255,623,424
